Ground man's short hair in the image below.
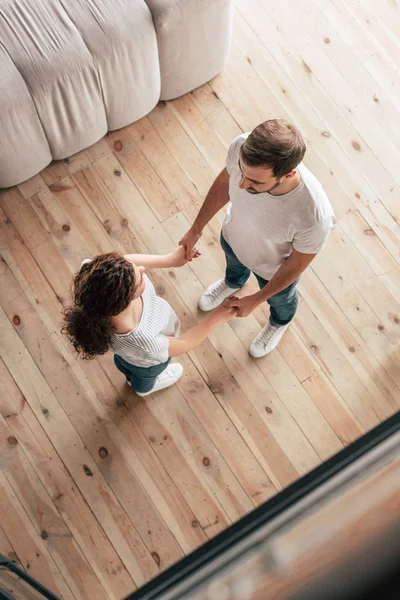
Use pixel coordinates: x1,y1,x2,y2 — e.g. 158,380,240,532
240,119,306,179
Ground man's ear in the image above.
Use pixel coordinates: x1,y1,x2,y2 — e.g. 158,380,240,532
285,170,297,179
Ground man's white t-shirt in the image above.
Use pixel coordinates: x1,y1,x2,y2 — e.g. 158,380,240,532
222,133,334,281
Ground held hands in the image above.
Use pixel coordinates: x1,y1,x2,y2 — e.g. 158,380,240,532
224,294,259,318
169,244,201,268
179,228,202,260
209,303,238,325
208,295,258,326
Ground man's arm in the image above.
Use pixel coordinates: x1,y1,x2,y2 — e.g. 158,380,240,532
179,167,230,258
225,249,316,317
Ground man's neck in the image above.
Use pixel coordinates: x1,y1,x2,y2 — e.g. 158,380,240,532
269,170,302,196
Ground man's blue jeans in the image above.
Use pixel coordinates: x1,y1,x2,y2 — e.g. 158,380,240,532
220,233,299,327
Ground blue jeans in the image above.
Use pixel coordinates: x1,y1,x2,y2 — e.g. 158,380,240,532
114,354,170,394
220,233,299,327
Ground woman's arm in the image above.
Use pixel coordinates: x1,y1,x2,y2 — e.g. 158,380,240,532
168,305,237,357
125,246,200,270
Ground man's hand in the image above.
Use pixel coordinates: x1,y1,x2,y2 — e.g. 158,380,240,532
168,245,201,267
208,303,238,325
224,294,260,318
179,228,202,260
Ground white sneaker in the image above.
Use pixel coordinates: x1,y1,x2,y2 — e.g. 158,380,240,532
199,278,240,312
80,258,92,268
249,323,288,358
135,363,183,397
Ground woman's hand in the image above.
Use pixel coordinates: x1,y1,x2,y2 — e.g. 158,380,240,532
168,245,201,267
208,304,238,325
224,294,260,317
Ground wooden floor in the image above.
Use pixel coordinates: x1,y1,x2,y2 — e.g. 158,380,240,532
1,0,400,598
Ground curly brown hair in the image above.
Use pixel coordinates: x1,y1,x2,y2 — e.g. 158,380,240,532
240,119,306,179
62,252,137,360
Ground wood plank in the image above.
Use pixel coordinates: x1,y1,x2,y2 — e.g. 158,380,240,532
0,471,75,600
357,0,400,39
310,225,400,403
0,524,19,564
147,103,218,197
294,296,381,431
176,354,277,505
0,570,45,600
92,154,173,255
72,165,142,253
0,358,152,592
0,188,74,304
301,271,398,418
234,0,400,227
326,0,400,91
84,137,112,162
63,150,91,175
107,129,180,222
28,187,93,273
210,69,262,133
302,372,363,446
231,11,355,221
0,414,111,600
191,84,243,148
80,357,210,554
340,210,399,276
127,117,202,209
124,385,250,532
32,177,114,265
41,161,69,187
294,0,400,150
167,93,230,174
17,174,48,200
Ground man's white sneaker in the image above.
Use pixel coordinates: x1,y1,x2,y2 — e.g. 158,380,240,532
249,323,288,358
135,363,183,397
199,278,240,312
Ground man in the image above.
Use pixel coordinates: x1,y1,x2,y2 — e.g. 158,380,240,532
180,119,334,358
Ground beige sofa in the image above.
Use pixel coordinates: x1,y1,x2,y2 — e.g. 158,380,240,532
0,0,232,188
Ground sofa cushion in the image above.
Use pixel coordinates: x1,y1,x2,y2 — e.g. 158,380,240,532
0,0,107,160
0,43,52,187
0,0,160,185
145,0,233,100
58,0,160,131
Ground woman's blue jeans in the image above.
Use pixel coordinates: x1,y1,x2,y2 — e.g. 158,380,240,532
114,354,170,393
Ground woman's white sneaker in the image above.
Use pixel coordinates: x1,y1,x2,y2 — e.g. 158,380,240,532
199,278,240,312
80,258,92,268
136,364,183,397
249,324,288,358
